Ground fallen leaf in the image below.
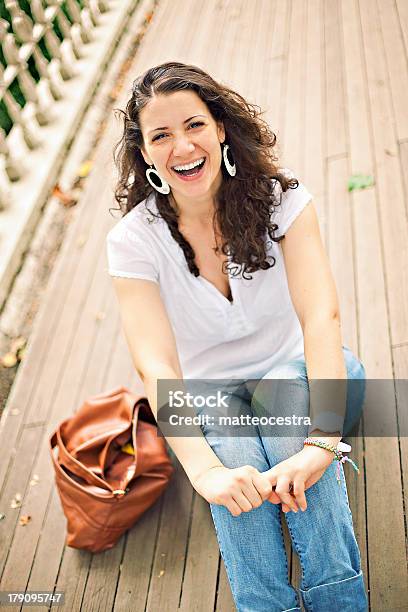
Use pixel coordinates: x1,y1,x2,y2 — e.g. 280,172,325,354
29,474,39,486
52,184,78,207
10,409,20,416
347,174,375,192
158,570,165,577
11,493,22,509
95,311,106,322
1,352,17,368
77,160,93,178
77,234,88,248
0,513,6,521
19,515,31,526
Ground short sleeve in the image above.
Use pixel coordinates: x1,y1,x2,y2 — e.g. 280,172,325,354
271,168,314,235
105,222,159,283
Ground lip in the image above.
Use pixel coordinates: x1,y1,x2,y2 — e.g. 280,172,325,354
170,157,207,182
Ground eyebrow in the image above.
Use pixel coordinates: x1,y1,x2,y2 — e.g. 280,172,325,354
148,115,207,135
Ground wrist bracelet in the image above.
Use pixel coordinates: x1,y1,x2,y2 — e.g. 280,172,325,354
303,437,360,483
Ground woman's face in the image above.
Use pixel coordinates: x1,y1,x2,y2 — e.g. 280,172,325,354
139,90,225,203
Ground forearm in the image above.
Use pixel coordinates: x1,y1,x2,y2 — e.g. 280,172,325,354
303,315,346,447
141,368,224,483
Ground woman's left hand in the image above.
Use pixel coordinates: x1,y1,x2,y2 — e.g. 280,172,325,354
263,445,335,513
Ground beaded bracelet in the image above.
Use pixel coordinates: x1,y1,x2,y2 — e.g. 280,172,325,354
303,437,360,484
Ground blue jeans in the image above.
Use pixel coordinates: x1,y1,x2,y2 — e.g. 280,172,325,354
199,346,368,612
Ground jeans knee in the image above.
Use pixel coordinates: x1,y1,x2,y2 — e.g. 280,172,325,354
204,435,270,471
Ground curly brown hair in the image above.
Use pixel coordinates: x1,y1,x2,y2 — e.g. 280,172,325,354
110,61,299,280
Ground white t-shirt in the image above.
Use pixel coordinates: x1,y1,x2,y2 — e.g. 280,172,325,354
105,169,313,379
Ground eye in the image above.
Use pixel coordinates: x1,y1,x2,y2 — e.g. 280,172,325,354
151,121,204,143
152,132,167,142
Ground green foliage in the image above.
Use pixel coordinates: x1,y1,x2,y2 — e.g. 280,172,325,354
347,174,375,192
0,0,86,134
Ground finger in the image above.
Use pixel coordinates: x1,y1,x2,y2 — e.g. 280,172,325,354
281,502,291,513
275,477,299,512
266,489,282,505
232,491,253,513
241,482,263,509
226,498,243,517
251,472,273,501
293,478,307,511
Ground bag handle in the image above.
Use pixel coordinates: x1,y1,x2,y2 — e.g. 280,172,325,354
51,429,113,491
49,395,149,495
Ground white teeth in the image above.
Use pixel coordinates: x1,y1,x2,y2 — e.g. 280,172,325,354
173,157,205,171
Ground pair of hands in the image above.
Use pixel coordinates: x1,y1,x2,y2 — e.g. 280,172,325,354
192,445,335,516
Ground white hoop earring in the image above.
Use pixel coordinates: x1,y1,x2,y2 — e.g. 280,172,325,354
222,143,236,177
146,165,170,194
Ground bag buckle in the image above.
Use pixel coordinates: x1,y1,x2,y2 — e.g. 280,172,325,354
112,489,127,497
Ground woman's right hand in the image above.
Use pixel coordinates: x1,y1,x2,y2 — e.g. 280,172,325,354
191,464,275,517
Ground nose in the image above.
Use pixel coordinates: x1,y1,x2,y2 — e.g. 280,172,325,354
172,133,195,158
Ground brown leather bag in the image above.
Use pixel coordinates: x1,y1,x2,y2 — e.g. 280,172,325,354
49,385,174,553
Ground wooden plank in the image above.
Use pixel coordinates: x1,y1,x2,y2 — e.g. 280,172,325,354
327,159,358,352
262,0,287,130
243,0,276,109
180,0,216,66
304,0,325,236
145,457,194,612
282,0,308,175
327,157,368,586
378,0,408,141
215,562,235,612
359,0,408,348
353,186,406,610
354,5,408,605
179,494,219,611
324,3,369,591
0,425,44,587
324,0,347,159
396,0,408,54
393,344,408,551
113,497,164,611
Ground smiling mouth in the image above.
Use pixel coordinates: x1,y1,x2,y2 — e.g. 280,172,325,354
171,157,206,177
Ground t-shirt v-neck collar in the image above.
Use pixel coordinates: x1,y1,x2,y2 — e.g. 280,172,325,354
146,196,236,308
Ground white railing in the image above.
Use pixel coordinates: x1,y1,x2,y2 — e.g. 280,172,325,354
0,0,152,312
0,0,110,207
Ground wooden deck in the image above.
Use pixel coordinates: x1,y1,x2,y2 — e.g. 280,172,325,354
1,0,407,610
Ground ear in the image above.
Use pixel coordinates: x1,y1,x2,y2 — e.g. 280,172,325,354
140,146,152,166
217,121,225,144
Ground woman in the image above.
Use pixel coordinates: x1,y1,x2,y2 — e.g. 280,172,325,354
106,61,368,611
